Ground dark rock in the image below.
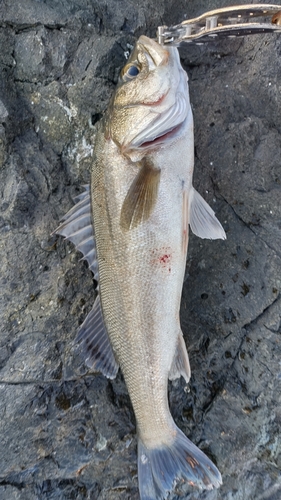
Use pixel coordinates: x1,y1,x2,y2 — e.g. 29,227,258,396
1,1,281,499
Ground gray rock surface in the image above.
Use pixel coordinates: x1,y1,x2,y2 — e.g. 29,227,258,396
1,1,281,499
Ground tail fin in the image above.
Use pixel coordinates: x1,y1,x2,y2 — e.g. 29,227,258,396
138,426,222,500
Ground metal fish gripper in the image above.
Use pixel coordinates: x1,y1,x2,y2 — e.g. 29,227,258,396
157,4,281,45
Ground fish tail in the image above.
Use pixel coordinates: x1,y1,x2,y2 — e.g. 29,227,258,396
138,426,222,500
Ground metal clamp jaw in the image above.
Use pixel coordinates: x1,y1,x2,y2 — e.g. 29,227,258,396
157,4,281,45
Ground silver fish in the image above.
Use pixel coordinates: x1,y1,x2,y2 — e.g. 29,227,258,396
55,35,226,500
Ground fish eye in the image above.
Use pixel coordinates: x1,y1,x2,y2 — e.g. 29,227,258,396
122,64,140,82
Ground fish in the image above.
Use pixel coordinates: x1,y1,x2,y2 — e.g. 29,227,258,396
55,35,226,500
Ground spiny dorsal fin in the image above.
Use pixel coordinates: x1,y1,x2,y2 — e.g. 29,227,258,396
54,185,99,279
189,186,226,240
76,295,119,379
120,158,160,230
169,331,191,383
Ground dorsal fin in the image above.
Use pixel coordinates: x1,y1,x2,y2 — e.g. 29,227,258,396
76,295,119,379
55,187,117,377
54,185,99,279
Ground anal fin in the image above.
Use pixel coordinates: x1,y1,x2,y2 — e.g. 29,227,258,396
76,295,119,379
169,332,191,383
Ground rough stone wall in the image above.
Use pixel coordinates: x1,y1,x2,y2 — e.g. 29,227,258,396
0,1,281,499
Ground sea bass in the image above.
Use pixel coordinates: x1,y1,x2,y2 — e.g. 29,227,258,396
55,35,225,499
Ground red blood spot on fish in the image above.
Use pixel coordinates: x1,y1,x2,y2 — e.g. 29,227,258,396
150,247,172,272
159,254,171,264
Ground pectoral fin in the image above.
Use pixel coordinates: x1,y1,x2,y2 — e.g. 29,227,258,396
189,187,226,240
120,159,160,230
169,332,191,383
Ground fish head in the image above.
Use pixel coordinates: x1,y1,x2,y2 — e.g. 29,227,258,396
105,35,191,162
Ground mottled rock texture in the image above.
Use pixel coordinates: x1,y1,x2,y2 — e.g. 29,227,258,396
1,1,281,499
